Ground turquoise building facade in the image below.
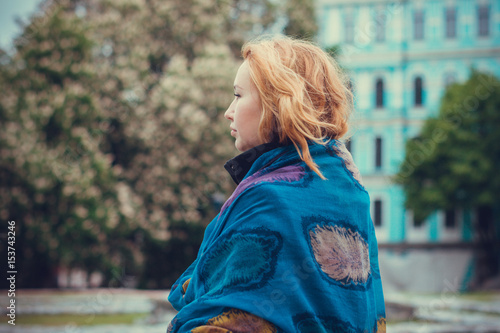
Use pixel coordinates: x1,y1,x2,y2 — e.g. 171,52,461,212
317,0,500,245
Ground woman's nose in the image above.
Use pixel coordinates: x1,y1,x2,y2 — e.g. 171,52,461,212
224,100,235,120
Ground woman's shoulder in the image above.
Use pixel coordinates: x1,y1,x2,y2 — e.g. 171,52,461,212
219,161,309,217
313,140,366,192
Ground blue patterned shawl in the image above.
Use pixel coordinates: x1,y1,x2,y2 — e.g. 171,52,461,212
168,140,386,332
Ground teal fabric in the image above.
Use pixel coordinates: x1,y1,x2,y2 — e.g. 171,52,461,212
168,140,386,332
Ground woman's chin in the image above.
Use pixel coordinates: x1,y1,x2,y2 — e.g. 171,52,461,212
235,143,245,152
235,140,249,152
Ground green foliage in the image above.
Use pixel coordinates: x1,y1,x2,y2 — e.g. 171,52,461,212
138,221,205,289
0,4,129,287
325,45,342,60
282,0,318,39
395,71,500,284
0,0,319,289
395,71,500,223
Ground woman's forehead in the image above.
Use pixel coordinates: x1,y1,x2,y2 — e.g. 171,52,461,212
234,61,251,88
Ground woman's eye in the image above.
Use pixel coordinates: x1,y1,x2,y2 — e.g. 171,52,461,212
234,93,241,98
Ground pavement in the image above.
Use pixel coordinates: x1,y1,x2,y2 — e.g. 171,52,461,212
385,291,500,333
0,289,499,333
0,289,175,333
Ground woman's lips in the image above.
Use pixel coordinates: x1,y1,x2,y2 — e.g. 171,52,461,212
230,129,237,136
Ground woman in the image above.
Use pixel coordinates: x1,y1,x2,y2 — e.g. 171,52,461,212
168,36,386,332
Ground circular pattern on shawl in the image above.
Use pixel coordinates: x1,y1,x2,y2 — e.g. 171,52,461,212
200,228,282,295
309,224,370,286
192,308,277,333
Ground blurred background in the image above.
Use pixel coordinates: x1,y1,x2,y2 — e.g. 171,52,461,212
0,0,499,332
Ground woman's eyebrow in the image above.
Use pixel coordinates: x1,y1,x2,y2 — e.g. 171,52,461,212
234,84,243,90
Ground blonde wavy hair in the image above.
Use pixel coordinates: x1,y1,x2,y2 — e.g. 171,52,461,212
242,36,353,179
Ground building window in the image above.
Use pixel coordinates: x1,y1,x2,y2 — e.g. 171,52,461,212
374,200,382,227
413,212,421,227
478,5,489,37
375,12,386,42
375,78,384,108
445,7,456,39
444,72,457,87
445,209,456,228
414,10,424,40
345,15,354,43
375,136,382,168
414,76,423,106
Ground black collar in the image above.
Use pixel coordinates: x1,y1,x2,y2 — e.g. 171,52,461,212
224,140,284,185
